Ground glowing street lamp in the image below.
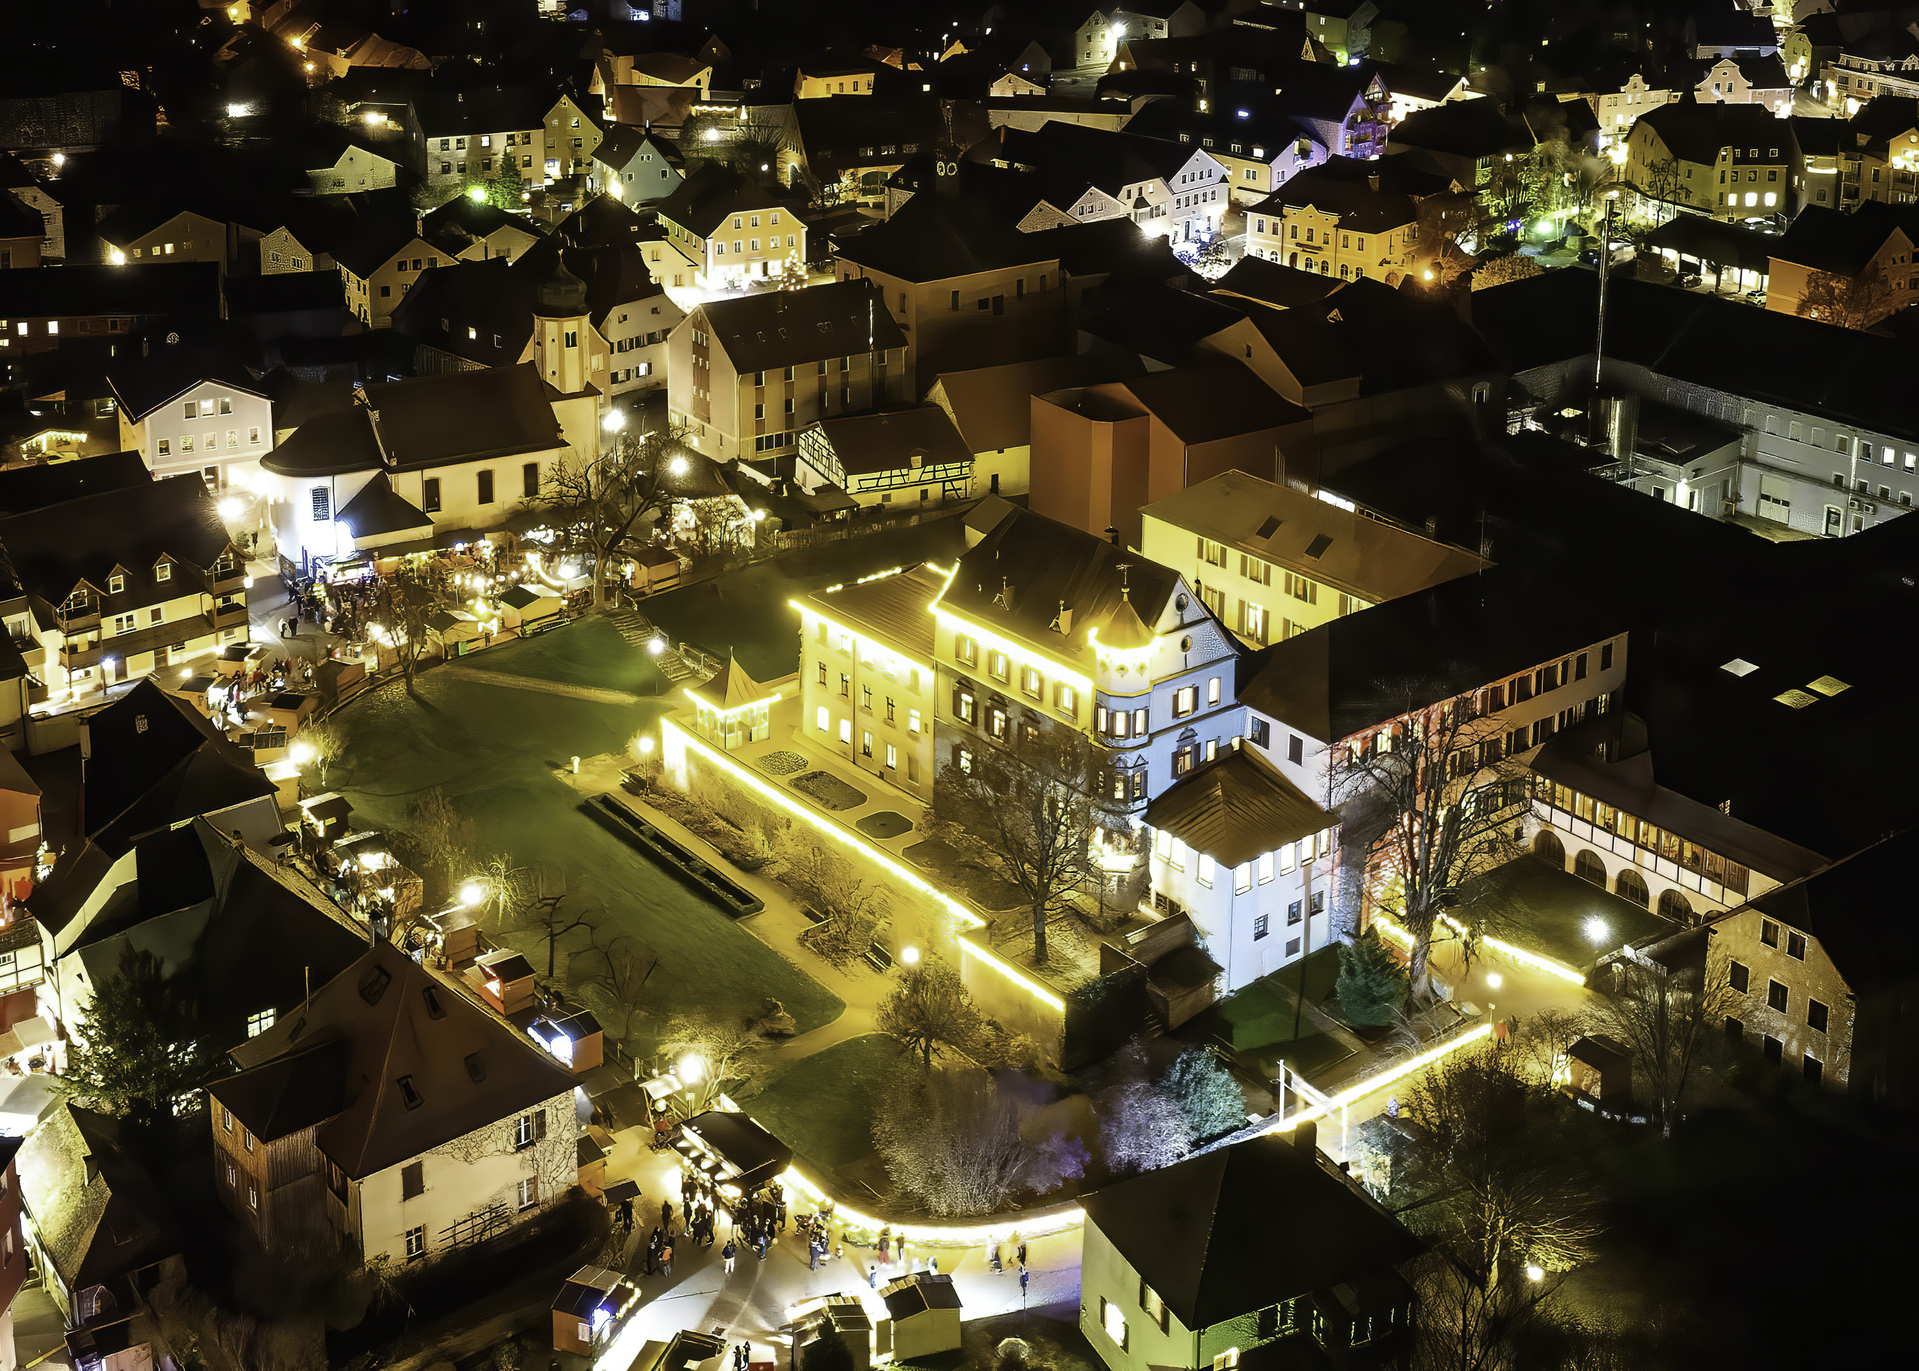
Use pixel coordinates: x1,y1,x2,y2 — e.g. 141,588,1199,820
1525,1264,1545,1282
460,882,485,907
900,946,920,965
290,742,315,767
1584,916,1610,946
678,1054,704,1084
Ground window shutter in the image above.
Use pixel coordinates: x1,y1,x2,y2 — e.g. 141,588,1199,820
535,1108,548,1140
1197,535,1205,557
1237,599,1246,631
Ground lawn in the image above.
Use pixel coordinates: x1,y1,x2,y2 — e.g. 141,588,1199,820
1176,948,1352,1082
1459,856,1677,968
330,621,844,1052
743,1034,908,1175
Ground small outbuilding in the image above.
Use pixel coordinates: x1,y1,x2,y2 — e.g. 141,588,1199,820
881,1272,963,1361
551,1264,639,1356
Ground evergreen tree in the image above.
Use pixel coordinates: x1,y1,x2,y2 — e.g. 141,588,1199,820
1163,1045,1246,1142
1336,932,1408,1027
63,947,221,1126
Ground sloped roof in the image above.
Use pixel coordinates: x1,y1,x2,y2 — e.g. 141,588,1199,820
1252,153,1446,230
1389,97,1535,160
810,405,973,474
797,564,943,659
1211,255,1343,310
1081,1133,1423,1330
0,451,148,516
1141,469,1486,602
16,1105,180,1292
882,1272,963,1318
932,353,1148,452
217,940,576,1179
0,471,236,605
700,278,906,373
691,653,770,711
1750,831,1919,994
653,161,788,237
337,473,433,538
265,365,562,478
1634,99,1786,166
1769,202,1907,276
838,187,1055,283
1121,360,1310,442
0,262,221,321
1143,745,1335,866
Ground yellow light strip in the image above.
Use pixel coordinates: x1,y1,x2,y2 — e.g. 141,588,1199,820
958,935,1066,1012
791,600,938,681
1259,1022,1496,1138
663,718,984,933
779,1160,1084,1245
680,686,783,719
1370,911,1587,986
931,607,1092,693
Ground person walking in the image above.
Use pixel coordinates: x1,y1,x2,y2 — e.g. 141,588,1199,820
662,1199,674,1229
990,1244,1003,1275
735,1343,749,1371
867,1261,878,1289
808,1238,820,1271
1017,1240,1028,1269
723,1239,737,1275
661,1239,675,1276
618,1196,634,1234
1020,1266,1030,1302
928,1254,939,1276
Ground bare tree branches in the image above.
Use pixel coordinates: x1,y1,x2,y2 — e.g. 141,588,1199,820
1586,955,1736,1135
657,1016,770,1118
522,422,696,611
407,786,474,907
578,930,659,1052
935,725,1114,965
872,1066,1038,1216
1796,265,1901,331
875,957,982,1069
1328,685,1530,1001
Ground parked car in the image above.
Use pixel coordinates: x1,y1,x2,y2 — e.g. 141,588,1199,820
1677,272,1702,288
1746,288,1767,304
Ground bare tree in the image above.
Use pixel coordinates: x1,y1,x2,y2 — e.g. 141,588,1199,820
657,1016,771,1117
519,893,599,984
1471,254,1544,291
936,724,1111,965
523,422,696,612
1415,190,1481,287
1796,265,1900,330
370,566,439,693
1400,1043,1602,1371
785,845,891,968
578,930,659,1051
1586,955,1736,1135
1512,1006,1589,1087
872,1066,1037,1216
1328,685,1531,1001
1095,1040,1194,1173
407,786,473,906
294,718,345,789
875,957,982,1068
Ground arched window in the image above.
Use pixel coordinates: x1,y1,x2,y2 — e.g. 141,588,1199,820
1573,850,1607,887
1616,868,1650,907
1657,888,1693,923
1534,831,1565,869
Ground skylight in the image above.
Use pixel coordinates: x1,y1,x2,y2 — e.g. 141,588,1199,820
1720,658,1759,677
1304,534,1333,559
1773,688,1818,709
1807,675,1851,697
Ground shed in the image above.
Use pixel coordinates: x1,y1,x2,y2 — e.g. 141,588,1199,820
296,791,353,846
500,582,564,631
550,1264,638,1356
532,1007,605,1073
880,1272,963,1361
680,1110,793,1194
629,1329,727,1371
784,1294,874,1371
473,948,539,1016
627,544,685,593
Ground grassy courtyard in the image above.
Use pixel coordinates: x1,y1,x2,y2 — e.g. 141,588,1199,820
330,617,844,1052
743,1033,908,1175
1178,948,1352,1080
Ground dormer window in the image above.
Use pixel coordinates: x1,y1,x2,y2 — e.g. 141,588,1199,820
108,574,125,595
155,561,172,582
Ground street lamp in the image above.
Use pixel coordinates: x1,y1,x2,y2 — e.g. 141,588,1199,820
1525,1265,1545,1282
678,1054,704,1083
1485,972,1503,989
900,946,920,966
1584,917,1610,946
460,882,484,907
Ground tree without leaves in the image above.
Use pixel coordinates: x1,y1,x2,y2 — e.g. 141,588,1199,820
1398,1043,1602,1371
1336,930,1409,1026
875,956,983,1069
62,947,223,1128
871,1066,1036,1216
578,931,659,1051
657,1016,768,1118
936,724,1111,965
522,422,697,612
1327,684,1531,1001
406,786,473,907
1586,955,1737,1135
1415,190,1481,288
294,718,344,789
370,567,439,692
519,894,598,984
1511,1006,1589,1088
1796,265,1900,331
1096,1040,1193,1174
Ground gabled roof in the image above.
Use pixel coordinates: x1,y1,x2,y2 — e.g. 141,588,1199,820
0,451,148,516
1769,202,1908,276
808,405,972,475
105,344,266,422
0,470,235,606
1081,1133,1423,1330
217,940,576,1178
796,564,944,659
882,1272,963,1318
1389,97,1536,160
1750,831,1919,995
839,188,1057,283
1211,255,1343,310
1252,153,1443,230
699,278,906,373
1143,746,1335,866
932,353,1147,452
691,653,770,711
994,122,1211,197
1633,99,1787,166
16,1105,180,1293
652,161,787,237
1120,360,1310,442
263,364,562,478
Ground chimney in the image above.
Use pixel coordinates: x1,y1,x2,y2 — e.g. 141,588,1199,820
1293,1118,1318,1156
1105,525,1120,545
1367,173,1379,193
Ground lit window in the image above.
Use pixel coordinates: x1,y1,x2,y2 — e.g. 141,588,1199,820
246,1009,275,1037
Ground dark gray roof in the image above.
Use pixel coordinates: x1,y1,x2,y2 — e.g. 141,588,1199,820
809,405,972,474
1751,831,1919,994
336,473,432,538
0,451,148,516
839,186,1054,283
882,1273,963,1318
1081,1133,1423,1330
1768,202,1907,277
1635,100,1788,166
264,364,562,477
1121,359,1310,442
700,278,906,373
1251,153,1445,230
653,161,789,237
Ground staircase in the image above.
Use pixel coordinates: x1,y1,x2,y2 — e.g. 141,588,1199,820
606,609,710,685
